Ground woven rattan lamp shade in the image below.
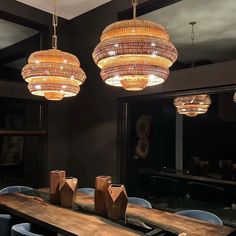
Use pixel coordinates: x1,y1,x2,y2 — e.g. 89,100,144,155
93,18,177,91
174,95,211,117
22,49,86,101
21,1,86,101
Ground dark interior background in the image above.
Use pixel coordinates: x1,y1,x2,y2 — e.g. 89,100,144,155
66,0,236,187
126,99,176,193
125,91,236,195
0,0,236,189
184,92,236,173
0,0,71,187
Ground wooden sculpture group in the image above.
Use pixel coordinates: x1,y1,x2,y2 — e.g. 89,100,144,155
95,176,128,221
50,171,128,221
50,170,78,207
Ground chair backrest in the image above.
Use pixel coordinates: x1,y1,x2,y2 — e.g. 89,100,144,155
0,186,33,194
187,182,225,205
128,197,152,208
151,176,179,197
11,223,44,236
176,210,223,225
78,188,95,195
0,214,12,236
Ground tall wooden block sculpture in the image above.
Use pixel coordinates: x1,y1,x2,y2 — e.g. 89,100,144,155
106,184,128,221
50,170,66,204
59,177,78,207
95,176,112,216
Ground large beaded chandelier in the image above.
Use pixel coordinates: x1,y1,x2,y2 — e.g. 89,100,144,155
22,1,86,101
174,95,211,117
92,0,177,91
174,22,211,117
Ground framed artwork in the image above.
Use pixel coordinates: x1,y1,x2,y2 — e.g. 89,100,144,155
134,114,153,160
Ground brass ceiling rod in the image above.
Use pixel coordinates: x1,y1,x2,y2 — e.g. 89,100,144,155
52,0,59,49
189,21,196,68
132,0,138,19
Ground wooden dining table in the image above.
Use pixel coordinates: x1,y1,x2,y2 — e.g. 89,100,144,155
0,188,235,236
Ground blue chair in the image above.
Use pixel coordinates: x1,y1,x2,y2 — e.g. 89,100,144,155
0,186,33,235
128,197,152,208
0,186,33,194
0,214,12,236
78,188,95,195
11,223,44,236
176,210,223,225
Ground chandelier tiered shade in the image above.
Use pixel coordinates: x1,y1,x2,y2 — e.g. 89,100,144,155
174,94,211,117
22,49,86,101
93,19,178,91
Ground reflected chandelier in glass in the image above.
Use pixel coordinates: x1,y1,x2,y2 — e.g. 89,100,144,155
92,0,177,91
22,1,86,101
174,22,211,117
174,94,211,117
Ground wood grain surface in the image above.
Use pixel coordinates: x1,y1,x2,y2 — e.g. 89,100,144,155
73,190,236,236
1,189,236,236
0,193,140,236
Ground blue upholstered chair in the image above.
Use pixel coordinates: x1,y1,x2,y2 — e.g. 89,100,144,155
78,187,95,195
128,197,152,208
0,214,12,236
0,186,33,235
176,210,223,225
0,186,33,194
0,185,34,235
11,223,44,236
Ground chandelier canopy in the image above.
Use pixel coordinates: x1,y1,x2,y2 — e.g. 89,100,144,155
174,95,211,117
92,0,177,91
22,2,86,101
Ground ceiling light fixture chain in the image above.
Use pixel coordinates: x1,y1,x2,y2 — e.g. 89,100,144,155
52,0,59,49
189,21,196,67
132,0,138,19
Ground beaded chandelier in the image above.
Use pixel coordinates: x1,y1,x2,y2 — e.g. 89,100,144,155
174,95,211,117
92,0,177,91
174,22,211,117
22,1,86,101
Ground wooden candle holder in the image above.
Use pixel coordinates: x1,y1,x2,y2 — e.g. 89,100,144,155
59,177,78,207
106,184,128,221
95,176,112,216
50,170,66,204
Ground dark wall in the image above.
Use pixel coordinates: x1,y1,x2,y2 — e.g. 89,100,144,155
66,0,135,186
67,0,236,187
0,0,71,185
